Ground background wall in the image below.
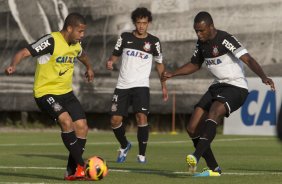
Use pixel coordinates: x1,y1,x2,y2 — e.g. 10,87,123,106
0,0,281,116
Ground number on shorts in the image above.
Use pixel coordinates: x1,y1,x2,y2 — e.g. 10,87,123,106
46,97,55,105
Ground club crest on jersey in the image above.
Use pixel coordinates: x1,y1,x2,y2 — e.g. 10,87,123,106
212,45,219,56
143,42,151,51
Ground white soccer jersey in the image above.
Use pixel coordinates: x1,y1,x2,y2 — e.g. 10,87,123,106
191,30,249,89
112,32,162,89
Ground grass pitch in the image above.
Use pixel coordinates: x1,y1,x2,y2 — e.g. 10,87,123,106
0,130,281,184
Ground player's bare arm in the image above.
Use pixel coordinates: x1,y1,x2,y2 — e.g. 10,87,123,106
240,53,275,91
161,62,200,82
5,48,31,75
156,63,168,101
106,55,119,70
77,50,94,82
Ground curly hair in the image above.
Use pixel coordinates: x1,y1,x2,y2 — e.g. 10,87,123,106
131,7,152,23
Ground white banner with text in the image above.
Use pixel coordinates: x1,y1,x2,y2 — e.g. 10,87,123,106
223,77,281,135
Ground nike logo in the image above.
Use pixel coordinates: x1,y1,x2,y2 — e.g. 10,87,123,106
59,69,69,76
70,139,77,146
141,108,147,111
127,41,133,44
217,95,225,98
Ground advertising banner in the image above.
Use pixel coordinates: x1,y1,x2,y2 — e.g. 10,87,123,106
223,77,281,135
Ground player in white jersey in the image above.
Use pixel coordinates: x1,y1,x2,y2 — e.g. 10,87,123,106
162,11,275,176
106,7,168,163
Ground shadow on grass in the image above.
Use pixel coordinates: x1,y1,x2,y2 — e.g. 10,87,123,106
228,167,282,173
19,153,66,161
16,155,192,179
0,171,61,180
109,166,190,179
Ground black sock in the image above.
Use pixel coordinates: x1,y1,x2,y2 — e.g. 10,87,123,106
191,136,200,148
66,138,86,174
192,136,219,170
61,131,85,166
112,123,128,149
193,119,217,161
203,147,219,170
137,125,149,156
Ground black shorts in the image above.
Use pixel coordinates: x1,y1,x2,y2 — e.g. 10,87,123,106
110,87,150,117
35,91,86,122
195,83,249,117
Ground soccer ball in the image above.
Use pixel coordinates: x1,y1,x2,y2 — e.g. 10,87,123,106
85,156,109,180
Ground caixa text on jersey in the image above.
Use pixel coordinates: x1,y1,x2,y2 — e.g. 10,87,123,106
126,50,149,59
56,56,76,63
205,58,222,66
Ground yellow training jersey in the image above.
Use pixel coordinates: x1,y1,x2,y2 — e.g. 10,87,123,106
28,32,82,98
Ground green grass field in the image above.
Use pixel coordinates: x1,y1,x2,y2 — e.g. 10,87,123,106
0,130,282,184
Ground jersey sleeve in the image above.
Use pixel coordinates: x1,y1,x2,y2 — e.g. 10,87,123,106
112,33,125,56
191,42,204,67
152,38,163,63
222,34,248,59
26,34,54,57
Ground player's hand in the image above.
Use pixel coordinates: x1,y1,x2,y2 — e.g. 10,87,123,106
5,66,16,75
85,68,94,82
106,60,114,70
161,71,173,82
262,77,275,91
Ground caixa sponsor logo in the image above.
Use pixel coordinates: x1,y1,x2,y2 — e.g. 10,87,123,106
241,90,276,126
56,56,75,63
205,58,222,66
126,50,149,59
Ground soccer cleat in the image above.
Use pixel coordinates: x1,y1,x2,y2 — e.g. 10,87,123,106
193,169,221,177
64,164,76,179
214,166,222,174
64,164,85,181
64,170,73,180
74,164,85,177
186,154,197,173
116,142,132,163
137,155,146,163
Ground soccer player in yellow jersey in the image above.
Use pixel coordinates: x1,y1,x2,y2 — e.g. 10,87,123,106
5,13,94,180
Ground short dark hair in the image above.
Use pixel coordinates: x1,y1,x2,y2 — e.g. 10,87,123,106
131,7,152,23
194,11,213,25
63,12,86,30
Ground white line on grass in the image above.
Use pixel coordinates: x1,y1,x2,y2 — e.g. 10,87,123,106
0,166,281,176
111,168,282,176
0,137,274,147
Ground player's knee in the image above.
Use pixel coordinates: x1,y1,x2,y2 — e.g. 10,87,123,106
111,116,122,128
135,113,147,124
208,110,224,121
59,118,73,131
208,103,226,120
75,119,88,133
186,124,197,137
